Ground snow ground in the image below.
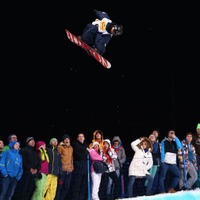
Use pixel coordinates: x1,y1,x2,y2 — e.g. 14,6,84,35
116,188,200,200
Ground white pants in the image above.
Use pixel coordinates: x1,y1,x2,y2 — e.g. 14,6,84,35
91,171,102,200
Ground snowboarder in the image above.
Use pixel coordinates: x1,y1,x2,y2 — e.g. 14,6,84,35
79,9,123,55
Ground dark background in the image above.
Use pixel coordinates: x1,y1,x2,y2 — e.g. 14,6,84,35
1,2,199,157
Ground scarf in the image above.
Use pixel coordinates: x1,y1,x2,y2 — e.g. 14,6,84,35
39,148,49,163
103,148,112,164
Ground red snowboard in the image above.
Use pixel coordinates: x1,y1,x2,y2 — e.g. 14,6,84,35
65,29,111,69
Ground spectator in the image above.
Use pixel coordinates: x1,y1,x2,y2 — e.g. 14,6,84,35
159,130,182,193
87,142,103,200
3,134,18,152
192,123,200,188
89,130,104,150
12,137,41,200
179,132,198,190
0,140,4,194
71,132,89,200
0,140,23,200
55,134,73,200
127,137,153,198
107,136,126,197
43,138,62,200
99,139,120,200
145,133,161,194
152,129,160,143
32,141,49,200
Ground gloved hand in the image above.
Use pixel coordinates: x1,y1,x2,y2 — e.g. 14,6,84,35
37,173,42,179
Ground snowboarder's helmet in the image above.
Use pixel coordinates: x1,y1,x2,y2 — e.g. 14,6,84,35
112,24,123,36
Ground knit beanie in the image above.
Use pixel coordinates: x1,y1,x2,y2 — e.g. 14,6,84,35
196,123,200,130
26,137,35,144
103,139,111,146
92,141,100,148
35,141,46,150
50,138,58,145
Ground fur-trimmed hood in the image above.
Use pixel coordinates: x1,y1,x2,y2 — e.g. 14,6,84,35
92,130,104,141
89,130,104,150
111,136,122,146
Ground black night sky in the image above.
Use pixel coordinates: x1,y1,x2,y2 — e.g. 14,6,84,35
1,2,199,157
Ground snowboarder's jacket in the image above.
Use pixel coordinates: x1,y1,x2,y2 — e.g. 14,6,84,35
81,10,115,55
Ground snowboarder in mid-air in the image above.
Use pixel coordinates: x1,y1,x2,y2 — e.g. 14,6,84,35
79,9,123,56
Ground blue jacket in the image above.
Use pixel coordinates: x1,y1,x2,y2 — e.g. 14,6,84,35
0,141,23,180
160,137,182,163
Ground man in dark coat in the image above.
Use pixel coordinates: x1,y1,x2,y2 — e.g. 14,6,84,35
12,137,41,200
70,132,89,200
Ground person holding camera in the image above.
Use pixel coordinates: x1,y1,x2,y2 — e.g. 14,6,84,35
158,130,182,194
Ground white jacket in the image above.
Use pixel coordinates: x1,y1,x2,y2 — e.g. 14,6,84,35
128,139,153,177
